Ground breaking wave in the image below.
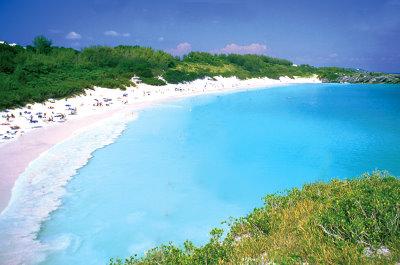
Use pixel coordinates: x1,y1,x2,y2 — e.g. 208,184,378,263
0,111,137,265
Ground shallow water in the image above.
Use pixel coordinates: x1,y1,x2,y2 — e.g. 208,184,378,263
2,84,400,265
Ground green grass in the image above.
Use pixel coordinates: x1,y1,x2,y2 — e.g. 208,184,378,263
110,171,400,265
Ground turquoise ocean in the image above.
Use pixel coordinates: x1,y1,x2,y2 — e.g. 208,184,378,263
0,83,399,264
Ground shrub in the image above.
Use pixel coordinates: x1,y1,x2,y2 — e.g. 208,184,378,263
33,36,52,54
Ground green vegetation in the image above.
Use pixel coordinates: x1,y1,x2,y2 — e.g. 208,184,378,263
1,36,398,110
32,35,53,55
110,171,399,265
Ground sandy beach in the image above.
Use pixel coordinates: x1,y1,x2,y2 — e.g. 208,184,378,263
0,75,320,213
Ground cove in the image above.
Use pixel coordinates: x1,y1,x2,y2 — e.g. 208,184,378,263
37,84,400,264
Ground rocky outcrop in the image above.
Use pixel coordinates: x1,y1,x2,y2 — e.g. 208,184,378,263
321,73,400,84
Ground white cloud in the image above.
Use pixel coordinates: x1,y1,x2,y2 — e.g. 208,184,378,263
66,31,82,40
158,36,164,42
218,43,267,55
104,30,119,36
104,30,130,37
168,42,192,56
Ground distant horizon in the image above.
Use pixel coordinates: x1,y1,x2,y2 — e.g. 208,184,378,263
1,0,399,72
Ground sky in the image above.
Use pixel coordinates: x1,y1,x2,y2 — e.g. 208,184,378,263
1,0,399,72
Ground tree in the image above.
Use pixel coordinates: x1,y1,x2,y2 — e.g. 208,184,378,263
33,36,52,54
0,43,18,73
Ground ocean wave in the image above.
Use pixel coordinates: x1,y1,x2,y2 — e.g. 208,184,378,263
0,111,137,265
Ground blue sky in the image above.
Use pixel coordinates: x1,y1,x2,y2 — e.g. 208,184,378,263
1,0,399,72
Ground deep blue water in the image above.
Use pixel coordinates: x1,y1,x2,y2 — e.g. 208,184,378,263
38,84,400,264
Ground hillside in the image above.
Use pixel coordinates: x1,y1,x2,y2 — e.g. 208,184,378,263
1,36,399,110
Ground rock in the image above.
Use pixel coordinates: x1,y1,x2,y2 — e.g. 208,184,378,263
322,73,400,84
363,246,391,258
376,246,391,256
363,247,374,257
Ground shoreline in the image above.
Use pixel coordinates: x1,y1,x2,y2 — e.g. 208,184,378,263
0,76,321,213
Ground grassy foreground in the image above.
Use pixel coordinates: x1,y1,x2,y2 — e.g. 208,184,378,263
110,171,399,265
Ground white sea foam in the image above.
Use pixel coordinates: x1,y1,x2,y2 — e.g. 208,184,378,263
0,111,136,265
